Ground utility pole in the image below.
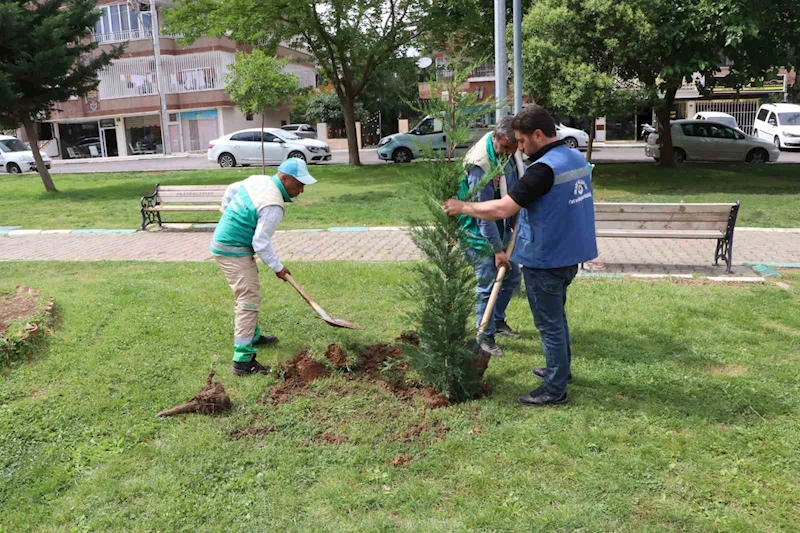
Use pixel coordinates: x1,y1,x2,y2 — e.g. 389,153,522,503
494,0,508,123
149,0,171,154
512,0,523,114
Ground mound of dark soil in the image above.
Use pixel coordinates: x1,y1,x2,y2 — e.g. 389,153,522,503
156,371,232,418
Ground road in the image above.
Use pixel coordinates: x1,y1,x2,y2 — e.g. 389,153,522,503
46,146,800,174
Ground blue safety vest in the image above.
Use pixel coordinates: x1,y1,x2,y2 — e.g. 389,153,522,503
511,144,598,269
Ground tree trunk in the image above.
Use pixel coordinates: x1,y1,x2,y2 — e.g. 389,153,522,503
586,116,596,163
656,86,679,168
22,117,56,192
341,95,362,166
261,109,266,175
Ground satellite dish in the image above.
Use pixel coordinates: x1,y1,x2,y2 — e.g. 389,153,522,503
417,57,433,69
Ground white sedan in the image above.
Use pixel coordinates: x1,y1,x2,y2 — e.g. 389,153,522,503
556,124,589,150
645,120,780,163
208,128,331,168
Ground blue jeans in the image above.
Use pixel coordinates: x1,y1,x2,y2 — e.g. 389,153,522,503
469,250,522,339
522,265,578,395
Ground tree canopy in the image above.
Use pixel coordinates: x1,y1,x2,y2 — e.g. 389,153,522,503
165,0,424,165
0,0,122,190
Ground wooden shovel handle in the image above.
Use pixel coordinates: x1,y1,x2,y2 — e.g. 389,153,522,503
285,274,316,307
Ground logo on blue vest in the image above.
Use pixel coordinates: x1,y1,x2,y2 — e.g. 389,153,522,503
569,179,592,205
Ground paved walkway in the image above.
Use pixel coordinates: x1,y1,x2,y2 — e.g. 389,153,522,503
2,228,799,276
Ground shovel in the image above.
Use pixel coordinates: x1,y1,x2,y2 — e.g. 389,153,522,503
285,274,362,330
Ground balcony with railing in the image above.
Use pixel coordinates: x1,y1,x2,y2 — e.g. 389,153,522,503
97,52,236,100
92,28,154,44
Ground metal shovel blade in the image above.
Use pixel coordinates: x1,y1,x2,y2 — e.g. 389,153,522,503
285,274,362,330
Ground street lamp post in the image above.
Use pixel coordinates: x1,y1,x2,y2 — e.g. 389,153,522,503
513,0,523,114
494,0,508,123
149,0,171,155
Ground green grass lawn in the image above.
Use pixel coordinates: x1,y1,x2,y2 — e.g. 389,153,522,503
1,163,799,230
1,262,798,531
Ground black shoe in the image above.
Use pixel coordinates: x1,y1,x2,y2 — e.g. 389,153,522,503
253,335,279,347
232,358,272,376
495,320,521,339
533,367,573,384
518,386,567,407
477,336,504,357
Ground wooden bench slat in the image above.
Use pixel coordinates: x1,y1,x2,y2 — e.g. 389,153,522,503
594,203,734,214
594,212,730,222
157,195,225,204
596,220,728,231
597,229,724,239
144,205,221,212
158,186,229,191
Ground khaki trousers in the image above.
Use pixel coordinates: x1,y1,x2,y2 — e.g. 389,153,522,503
214,255,262,362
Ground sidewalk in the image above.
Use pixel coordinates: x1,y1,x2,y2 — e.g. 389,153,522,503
2,227,799,277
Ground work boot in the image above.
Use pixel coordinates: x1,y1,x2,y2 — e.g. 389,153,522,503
232,358,272,377
533,367,573,384
495,320,521,339
477,336,504,357
253,335,279,347
518,385,568,407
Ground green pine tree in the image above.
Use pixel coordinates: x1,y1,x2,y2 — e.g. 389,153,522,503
404,56,507,402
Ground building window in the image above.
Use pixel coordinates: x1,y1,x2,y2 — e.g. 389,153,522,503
124,115,163,155
93,4,152,43
246,113,254,121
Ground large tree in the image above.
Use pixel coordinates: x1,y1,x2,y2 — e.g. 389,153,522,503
164,0,424,166
225,50,299,174
0,0,122,191
520,0,645,161
519,0,800,167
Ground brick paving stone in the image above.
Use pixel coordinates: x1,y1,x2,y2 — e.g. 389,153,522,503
2,229,799,277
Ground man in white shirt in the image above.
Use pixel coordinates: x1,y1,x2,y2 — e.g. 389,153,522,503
210,159,316,376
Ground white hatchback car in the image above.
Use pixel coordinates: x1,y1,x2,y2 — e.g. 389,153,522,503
208,128,331,168
753,103,800,150
692,111,738,129
645,120,780,163
0,135,52,174
556,124,589,150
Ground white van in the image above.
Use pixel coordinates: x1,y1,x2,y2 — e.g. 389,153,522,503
752,103,800,150
692,112,738,129
0,135,52,173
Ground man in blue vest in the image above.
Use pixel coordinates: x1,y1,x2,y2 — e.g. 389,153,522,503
444,105,598,406
459,116,523,357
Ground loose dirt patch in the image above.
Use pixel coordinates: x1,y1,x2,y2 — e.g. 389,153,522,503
324,343,348,368
267,350,331,405
318,432,349,444
0,288,40,337
391,454,414,467
156,371,233,417
229,426,275,440
706,364,749,378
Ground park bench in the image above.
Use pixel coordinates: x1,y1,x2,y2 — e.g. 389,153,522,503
593,202,740,273
140,184,228,230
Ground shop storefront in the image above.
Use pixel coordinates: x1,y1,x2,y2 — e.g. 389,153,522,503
124,115,163,155
58,118,119,159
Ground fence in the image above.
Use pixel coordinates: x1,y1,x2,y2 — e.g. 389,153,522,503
695,99,760,134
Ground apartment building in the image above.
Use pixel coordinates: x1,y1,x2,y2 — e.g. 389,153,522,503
420,53,796,140
36,0,316,159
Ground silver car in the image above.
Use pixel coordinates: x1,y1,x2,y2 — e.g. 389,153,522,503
645,120,780,163
281,124,318,139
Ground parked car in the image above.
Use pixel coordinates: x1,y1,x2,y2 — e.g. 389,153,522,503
644,120,779,164
208,128,331,168
752,103,800,150
692,111,738,129
377,115,489,163
0,135,51,173
281,124,318,139
556,124,589,150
